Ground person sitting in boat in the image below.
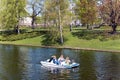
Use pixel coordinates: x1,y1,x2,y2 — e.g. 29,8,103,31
53,56,59,65
48,55,55,62
49,55,58,65
58,54,65,64
65,57,71,65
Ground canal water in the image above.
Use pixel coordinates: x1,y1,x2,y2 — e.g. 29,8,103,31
0,45,120,80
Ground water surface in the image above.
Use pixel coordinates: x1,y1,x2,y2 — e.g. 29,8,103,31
0,45,120,80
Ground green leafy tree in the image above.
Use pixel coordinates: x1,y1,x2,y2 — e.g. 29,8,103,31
0,0,27,34
44,0,70,44
75,0,97,29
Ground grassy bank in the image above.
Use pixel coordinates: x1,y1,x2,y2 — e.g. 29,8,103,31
0,27,120,52
64,29,120,50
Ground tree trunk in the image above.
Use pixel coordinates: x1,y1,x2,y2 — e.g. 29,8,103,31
14,24,20,34
109,8,117,34
44,12,47,28
44,17,46,28
86,24,89,29
17,25,20,34
59,25,63,44
111,22,117,34
70,24,72,31
31,16,35,29
58,0,63,44
16,0,20,34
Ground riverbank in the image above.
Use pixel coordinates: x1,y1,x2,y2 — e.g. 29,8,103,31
0,27,120,53
0,42,120,53
0,36,120,53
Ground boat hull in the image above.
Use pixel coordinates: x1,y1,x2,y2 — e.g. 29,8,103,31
40,61,79,69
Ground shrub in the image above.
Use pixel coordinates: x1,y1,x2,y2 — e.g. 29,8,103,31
0,31,42,41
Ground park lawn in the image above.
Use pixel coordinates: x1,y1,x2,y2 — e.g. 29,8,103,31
14,35,43,45
63,31,120,50
65,38,120,50
0,27,120,51
0,36,43,46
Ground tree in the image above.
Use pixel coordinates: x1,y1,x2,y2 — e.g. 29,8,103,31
27,0,44,29
98,0,120,34
44,0,70,44
0,0,26,34
75,0,97,29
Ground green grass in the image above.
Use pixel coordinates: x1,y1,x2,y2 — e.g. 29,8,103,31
63,31,120,50
0,27,120,51
14,36,43,45
0,36,43,46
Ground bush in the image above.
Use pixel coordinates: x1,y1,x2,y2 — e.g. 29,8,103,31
0,31,42,41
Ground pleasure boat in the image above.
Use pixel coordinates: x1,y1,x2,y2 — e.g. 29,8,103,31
40,60,79,69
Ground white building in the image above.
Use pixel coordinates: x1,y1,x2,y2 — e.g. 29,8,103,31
19,17,32,26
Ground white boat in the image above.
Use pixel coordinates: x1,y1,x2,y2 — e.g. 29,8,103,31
40,60,79,69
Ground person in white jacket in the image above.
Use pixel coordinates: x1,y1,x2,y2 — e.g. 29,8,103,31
58,54,65,65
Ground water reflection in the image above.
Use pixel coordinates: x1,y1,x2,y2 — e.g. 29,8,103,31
78,50,97,80
95,52,120,80
41,66,79,74
0,45,120,80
